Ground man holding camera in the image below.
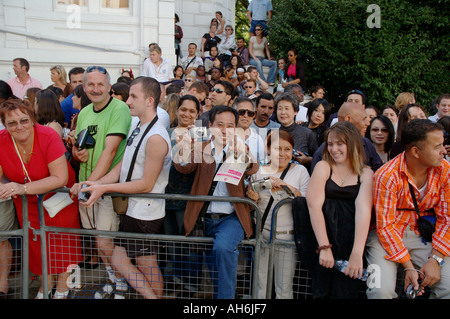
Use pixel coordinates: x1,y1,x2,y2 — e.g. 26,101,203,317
70,66,132,298
366,119,450,299
174,105,259,299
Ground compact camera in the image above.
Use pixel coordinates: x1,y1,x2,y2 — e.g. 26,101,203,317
251,177,272,192
78,184,91,202
189,126,209,140
75,129,96,150
405,283,420,299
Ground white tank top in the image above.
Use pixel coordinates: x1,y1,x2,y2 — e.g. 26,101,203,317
119,120,171,221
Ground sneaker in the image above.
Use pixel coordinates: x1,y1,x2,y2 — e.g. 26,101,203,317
94,282,114,299
115,278,129,292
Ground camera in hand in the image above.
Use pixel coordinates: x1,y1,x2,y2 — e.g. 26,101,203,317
251,177,272,192
78,184,91,202
189,126,209,141
75,129,96,150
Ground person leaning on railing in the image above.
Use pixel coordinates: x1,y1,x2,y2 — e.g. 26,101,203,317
0,98,82,299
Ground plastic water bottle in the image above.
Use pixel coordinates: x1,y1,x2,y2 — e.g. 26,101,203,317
334,260,369,281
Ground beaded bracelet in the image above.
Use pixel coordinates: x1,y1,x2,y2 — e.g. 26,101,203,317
316,244,332,254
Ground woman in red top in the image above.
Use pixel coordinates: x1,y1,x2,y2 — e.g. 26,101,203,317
0,99,81,299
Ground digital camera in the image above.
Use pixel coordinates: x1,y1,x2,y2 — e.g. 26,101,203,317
251,177,272,192
75,129,96,150
189,126,209,140
405,283,420,299
78,184,91,202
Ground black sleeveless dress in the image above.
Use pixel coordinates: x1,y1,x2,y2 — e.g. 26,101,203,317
294,170,363,298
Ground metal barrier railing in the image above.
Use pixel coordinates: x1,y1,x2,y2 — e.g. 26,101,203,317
32,188,263,299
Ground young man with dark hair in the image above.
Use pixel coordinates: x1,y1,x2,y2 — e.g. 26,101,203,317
367,119,450,299
80,77,171,299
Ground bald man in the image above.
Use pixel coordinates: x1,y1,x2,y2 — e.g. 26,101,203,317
337,102,371,136
311,102,382,172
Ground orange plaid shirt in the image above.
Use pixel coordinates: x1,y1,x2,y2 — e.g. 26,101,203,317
373,153,450,264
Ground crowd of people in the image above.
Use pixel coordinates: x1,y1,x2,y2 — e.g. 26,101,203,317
0,3,449,301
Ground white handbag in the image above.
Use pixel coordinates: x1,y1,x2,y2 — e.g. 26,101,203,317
12,135,72,218
43,191,73,218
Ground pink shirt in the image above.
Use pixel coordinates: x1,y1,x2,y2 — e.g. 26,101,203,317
7,75,42,99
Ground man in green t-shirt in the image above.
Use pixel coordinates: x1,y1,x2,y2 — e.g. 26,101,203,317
70,66,131,299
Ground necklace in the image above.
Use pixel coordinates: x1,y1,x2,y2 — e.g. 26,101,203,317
334,165,352,186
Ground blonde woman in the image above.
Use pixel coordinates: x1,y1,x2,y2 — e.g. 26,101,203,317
162,93,181,128
49,65,72,98
304,121,373,299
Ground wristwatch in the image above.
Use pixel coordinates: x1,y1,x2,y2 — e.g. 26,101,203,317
430,255,445,267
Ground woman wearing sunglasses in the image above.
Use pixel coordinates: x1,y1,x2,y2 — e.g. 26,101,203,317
248,24,277,85
365,115,395,164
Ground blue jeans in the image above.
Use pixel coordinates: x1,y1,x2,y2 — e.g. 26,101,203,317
204,212,245,299
249,56,277,83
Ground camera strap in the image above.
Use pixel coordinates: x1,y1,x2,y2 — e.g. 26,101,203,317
261,162,292,231
197,151,227,221
125,116,158,182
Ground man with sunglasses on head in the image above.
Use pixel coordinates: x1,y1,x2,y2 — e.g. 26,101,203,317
70,66,132,299
79,77,171,299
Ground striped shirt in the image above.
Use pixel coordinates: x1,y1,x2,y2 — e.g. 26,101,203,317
373,153,450,264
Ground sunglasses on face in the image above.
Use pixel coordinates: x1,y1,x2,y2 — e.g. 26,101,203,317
211,88,225,94
110,91,117,95
86,66,107,74
255,28,262,31
185,79,193,82
244,86,254,89
238,109,255,117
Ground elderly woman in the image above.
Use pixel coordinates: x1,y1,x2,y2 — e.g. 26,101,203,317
0,99,81,299
49,65,72,98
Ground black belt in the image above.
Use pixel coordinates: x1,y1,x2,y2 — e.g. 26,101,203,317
205,213,230,220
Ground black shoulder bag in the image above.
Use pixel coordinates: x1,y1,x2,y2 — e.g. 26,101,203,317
112,116,158,215
260,162,292,232
408,183,436,243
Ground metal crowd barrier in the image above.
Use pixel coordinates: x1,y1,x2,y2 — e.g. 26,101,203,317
1,188,263,299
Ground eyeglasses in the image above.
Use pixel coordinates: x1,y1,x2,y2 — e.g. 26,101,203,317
86,66,107,74
237,109,255,117
6,118,31,128
211,88,225,94
127,126,140,146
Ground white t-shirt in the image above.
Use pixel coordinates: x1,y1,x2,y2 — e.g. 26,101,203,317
250,163,310,232
142,58,174,82
120,120,171,221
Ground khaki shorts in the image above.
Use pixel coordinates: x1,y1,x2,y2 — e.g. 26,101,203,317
0,199,18,241
79,196,119,232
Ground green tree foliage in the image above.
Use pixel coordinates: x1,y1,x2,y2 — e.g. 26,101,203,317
235,0,251,41
269,0,449,111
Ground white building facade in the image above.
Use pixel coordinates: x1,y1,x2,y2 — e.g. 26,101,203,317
0,0,235,88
